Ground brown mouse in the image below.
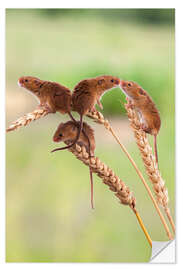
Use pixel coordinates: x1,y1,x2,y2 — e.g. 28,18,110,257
120,80,161,165
52,120,96,209
55,75,120,151
18,75,92,152
18,76,76,121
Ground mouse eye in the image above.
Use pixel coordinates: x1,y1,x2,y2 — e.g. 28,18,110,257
25,79,28,82
59,133,63,137
111,79,114,83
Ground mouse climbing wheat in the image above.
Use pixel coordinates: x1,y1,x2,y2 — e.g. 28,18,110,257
120,80,161,166
18,76,76,121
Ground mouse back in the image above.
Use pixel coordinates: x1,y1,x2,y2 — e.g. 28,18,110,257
50,82,72,114
72,79,96,115
72,75,120,115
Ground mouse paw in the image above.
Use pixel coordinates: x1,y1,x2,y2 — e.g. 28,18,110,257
139,123,150,133
90,107,97,113
125,101,134,110
43,104,56,113
97,99,103,110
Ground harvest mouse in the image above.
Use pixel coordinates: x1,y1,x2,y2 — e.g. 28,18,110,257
120,80,161,165
18,76,75,121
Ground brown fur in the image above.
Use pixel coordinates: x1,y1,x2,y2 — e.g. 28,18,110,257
120,80,161,166
53,121,95,156
59,75,120,154
120,80,161,135
72,75,120,115
18,76,72,114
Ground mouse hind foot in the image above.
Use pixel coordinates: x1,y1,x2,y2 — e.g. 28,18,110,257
139,123,152,134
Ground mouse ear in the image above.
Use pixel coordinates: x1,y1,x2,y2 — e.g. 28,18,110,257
71,125,77,132
98,79,104,85
139,88,146,95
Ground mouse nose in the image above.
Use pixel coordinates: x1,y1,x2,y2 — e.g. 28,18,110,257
116,78,120,85
18,78,24,87
120,80,126,88
53,137,60,142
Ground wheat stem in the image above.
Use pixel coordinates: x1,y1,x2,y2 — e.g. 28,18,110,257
132,207,152,247
7,106,174,239
65,142,152,247
125,104,175,235
6,108,49,132
87,111,173,240
164,207,175,233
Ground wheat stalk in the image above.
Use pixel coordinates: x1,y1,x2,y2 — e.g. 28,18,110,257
87,110,173,240
65,142,152,247
6,108,49,132
6,106,174,238
125,104,175,234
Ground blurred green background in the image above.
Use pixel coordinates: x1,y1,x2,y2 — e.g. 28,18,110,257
6,9,175,262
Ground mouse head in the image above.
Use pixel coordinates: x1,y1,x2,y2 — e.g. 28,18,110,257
53,121,77,143
18,76,43,94
95,75,120,92
120,80,146,100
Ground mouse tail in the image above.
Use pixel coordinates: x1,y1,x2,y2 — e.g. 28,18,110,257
89,167,94,209
68,112,77,123
71,114,83,147
51,115,83,153
154,134,158,167
80,130,94,209
83,131,94,209
68,112,90,146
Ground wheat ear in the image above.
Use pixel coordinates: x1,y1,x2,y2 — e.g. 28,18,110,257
87,111,173,240
65,142,152,247
125,104,175,234
6,108,49,132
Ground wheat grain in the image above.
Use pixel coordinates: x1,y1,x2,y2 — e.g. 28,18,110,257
69,144,136,207
87,110,173,239
65,142,152,247
125,104,175,234
6,108,49,132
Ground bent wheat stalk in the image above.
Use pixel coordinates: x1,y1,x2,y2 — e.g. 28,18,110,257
87,110,173,240
6,108,49,132
65,142,152,247
125,104,175,234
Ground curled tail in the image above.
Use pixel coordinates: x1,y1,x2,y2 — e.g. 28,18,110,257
68,112,77,122
154,135,158,167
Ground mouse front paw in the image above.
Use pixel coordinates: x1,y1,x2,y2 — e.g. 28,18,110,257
44,104,56,113
125,101,134,110
90,107,97,113
139,123,151,134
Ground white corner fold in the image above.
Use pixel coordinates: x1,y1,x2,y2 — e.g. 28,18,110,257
150,240,175,263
